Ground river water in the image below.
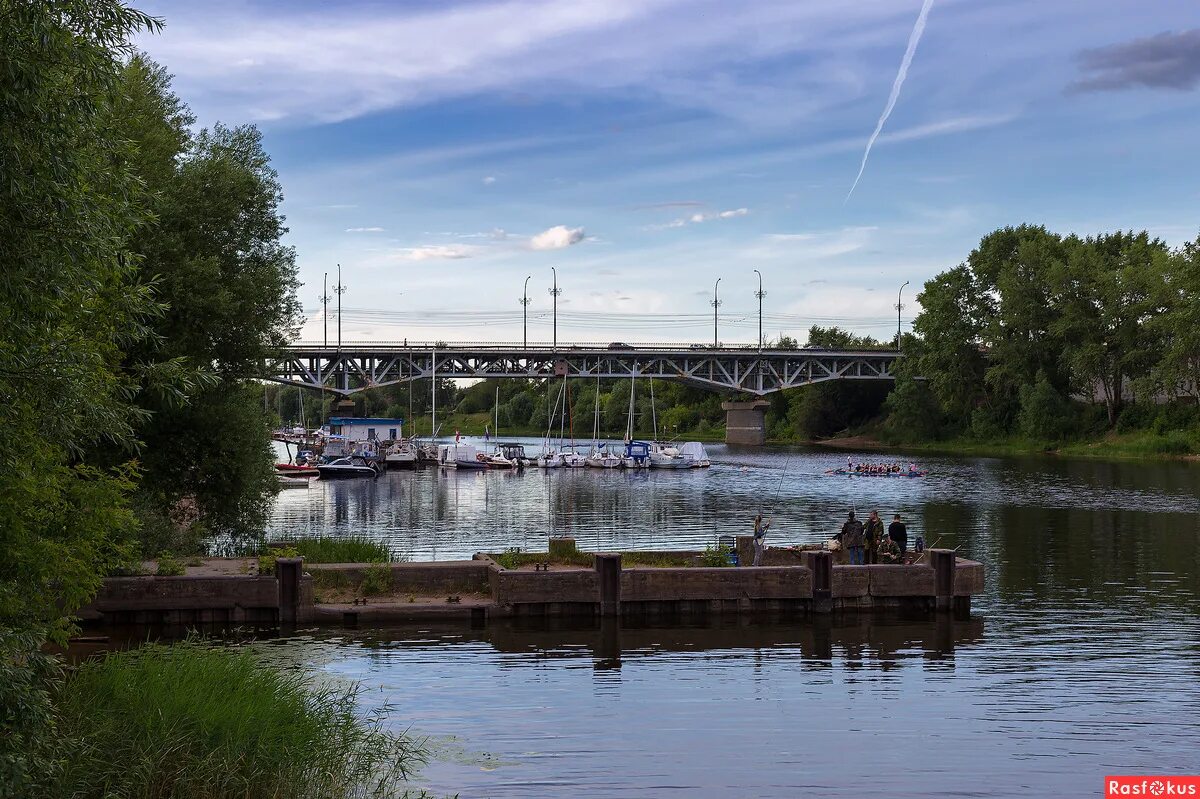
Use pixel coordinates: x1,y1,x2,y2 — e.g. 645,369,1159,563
266,440,1200,797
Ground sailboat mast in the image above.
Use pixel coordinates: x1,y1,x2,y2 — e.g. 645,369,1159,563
650,377,658,440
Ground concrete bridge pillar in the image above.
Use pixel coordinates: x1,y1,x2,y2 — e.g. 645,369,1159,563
721,399,771,445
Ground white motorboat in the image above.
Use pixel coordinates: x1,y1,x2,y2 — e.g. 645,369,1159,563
316,455,382,479
384,439,419,468
493,443,531,468
437,443,489,470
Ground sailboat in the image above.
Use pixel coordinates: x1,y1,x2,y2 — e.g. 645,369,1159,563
484,385,518,469
537,379,566,468
586,374,622,468
621,364,650,469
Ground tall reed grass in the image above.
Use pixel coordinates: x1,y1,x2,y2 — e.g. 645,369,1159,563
53,641,424,799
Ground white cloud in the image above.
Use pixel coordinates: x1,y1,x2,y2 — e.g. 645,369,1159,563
394,244,479,261
650,207,749,230
345,226,385,233
530,225,586,250
482,175,497,185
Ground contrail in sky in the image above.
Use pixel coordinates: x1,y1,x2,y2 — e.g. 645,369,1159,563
845,0,936,203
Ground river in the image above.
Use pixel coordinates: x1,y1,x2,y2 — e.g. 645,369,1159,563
266,440,1200,797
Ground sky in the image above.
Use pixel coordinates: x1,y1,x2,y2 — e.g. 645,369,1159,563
135,0,1200,346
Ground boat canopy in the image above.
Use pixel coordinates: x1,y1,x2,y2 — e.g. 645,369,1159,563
677,441,710,460
625,441,651,458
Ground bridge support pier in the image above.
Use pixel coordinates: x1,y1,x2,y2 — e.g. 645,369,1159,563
721,400,771,445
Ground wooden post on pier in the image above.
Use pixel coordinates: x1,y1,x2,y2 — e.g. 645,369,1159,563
930,549,955,612
595,553,622,617
803,551,833,614
276,557,303,625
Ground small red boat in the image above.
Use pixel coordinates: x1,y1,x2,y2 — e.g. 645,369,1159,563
275,463,319,477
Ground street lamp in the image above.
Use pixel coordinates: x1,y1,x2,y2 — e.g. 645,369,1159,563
521,275,532,349
711,277,722,347
320,272,330,348
896,280,909,352
550,267,562,351
753,269,765,351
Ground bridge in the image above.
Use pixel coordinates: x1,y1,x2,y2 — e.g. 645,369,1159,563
266,342,903,445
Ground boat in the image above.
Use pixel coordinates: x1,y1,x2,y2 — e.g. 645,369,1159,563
622,440,651,469
316,455,382,479
586,443,623,469
537,449,565,468
560,443,589,468
676,441,711,468
383,439,419,469
648,441,689,469
275,462,320,477
437,442,489,470
826,467,928,478
493,442,532,468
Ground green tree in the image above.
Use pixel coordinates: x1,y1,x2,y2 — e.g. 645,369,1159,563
1018,372,1072,441
107,59,301,550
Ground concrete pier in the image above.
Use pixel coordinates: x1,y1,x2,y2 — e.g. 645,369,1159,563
721,399,771,445
78,542,984,628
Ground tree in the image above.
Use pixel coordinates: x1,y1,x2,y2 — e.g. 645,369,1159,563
912,265,991,429
1146,233,1200,402
1,0,159,636
107,59,301,549
1050,231,1168,424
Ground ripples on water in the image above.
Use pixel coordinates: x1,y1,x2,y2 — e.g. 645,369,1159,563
265,441,1200,797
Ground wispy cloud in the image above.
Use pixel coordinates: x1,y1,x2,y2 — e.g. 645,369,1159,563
1070,29,1200,92
530,225,586,250
647,207,749,230
345,226,385,233
482,175,497,184
394,244,479,261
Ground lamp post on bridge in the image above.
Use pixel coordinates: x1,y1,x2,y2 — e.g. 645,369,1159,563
521,275,531,349
711,278,722,348
320,272,330,348
550,267,562,352
753,269,765,351
896,280,909,352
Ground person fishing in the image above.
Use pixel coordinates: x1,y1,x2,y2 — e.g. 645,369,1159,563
840,511,864,565
752,513,771,566
864,510,884,564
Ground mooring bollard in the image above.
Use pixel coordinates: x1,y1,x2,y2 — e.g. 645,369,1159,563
276,557,303,625
595,553,622,617
930,549,955,612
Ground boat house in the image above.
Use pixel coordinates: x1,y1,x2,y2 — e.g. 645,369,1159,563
325,417,403,456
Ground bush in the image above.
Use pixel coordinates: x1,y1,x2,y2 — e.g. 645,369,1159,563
288,536,392,564
0,632,61,799
1018,373,1072,441
52,641,424,799
155,552,186,576
359,564,393,596
257,545,299,576
699,544,732,567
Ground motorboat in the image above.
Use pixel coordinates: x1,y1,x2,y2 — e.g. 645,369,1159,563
586,443,623,469
275,462,319,477
648,442,689,469
676,441,711,468
316,455,381,479
384,439,419,469
437,443,489,470
493,443,531,468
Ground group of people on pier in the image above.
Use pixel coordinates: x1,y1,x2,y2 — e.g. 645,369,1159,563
838,510,911,565
749,509,917,566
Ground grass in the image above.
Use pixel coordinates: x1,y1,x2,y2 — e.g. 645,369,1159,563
813,427,1200,461
52,640,425,799
489,548,703,569
220,536,396,566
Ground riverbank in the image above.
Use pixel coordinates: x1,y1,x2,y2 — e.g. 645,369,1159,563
811,428,1200,461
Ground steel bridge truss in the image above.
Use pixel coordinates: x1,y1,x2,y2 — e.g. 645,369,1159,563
267,345,902,397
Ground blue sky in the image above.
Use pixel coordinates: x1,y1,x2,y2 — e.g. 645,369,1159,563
136,0,1200,345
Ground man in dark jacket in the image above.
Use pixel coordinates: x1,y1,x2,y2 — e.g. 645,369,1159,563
864,511,884,564
840,511,864,565
888,514,908,554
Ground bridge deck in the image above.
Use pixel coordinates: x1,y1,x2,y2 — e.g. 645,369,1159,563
267,343,902,397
